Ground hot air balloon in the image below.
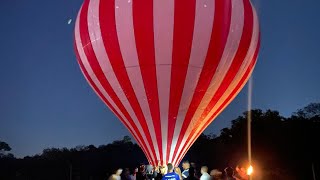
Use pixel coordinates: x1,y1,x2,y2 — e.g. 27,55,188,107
74,0,260,166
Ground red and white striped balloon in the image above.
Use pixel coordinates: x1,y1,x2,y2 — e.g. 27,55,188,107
74,0,260,166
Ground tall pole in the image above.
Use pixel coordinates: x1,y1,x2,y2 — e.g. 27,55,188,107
70,163,73,180
312,163,316,180
247,78,253,180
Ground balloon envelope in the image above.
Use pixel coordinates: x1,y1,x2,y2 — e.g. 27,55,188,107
74,0,260,166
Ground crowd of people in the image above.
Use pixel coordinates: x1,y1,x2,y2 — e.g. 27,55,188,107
108,161,249,180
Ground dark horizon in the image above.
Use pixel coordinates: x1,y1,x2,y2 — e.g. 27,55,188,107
1,0,320,158
2,102,316,159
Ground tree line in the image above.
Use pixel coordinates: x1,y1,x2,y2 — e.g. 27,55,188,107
1,103,319,179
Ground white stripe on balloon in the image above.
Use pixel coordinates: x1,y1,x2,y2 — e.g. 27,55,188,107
169,0,215,163
153,0,175,165
114,0,160,162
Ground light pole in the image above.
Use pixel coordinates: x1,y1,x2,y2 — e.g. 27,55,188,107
247,78,253,180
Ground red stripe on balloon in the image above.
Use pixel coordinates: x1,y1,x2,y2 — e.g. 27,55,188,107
174,0,255,163
176,35,260,164
203,35,260,137
198,0,254,132
166,0,197,164
207,0,253,110
204,34,261,137
78,0,153,163
99,0,157,165
132,0,163,164
171,0,232,162
73,9,152,163
77,0,154,162
74,38,151,163
176,16,259,164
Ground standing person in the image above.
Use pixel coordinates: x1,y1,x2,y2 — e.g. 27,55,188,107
162,163,180,180
146,165,154,180
210,169,223,180
234,166,248,180
175,167,183,180
190,163,199,179
131,168,138,180
224,167,236,180
109,168,123,180
136,165,147,180
182,161,190,179
200,166,210,180
122,168,132,180
154,165,163,180
188,167,196,180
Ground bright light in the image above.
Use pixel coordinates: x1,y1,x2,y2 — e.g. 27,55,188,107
68,19,72,25
247,165,253,176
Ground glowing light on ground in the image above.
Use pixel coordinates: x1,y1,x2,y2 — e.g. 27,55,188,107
247,165,253,176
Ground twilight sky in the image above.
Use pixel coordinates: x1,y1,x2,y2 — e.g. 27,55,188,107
0,0,319,158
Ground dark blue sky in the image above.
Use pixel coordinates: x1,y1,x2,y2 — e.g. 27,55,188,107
0,0,319,158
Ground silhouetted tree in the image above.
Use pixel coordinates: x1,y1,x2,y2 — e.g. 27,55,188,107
292,102,320,121
0,141,11,152
0,141,12,158
187,106,320,179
